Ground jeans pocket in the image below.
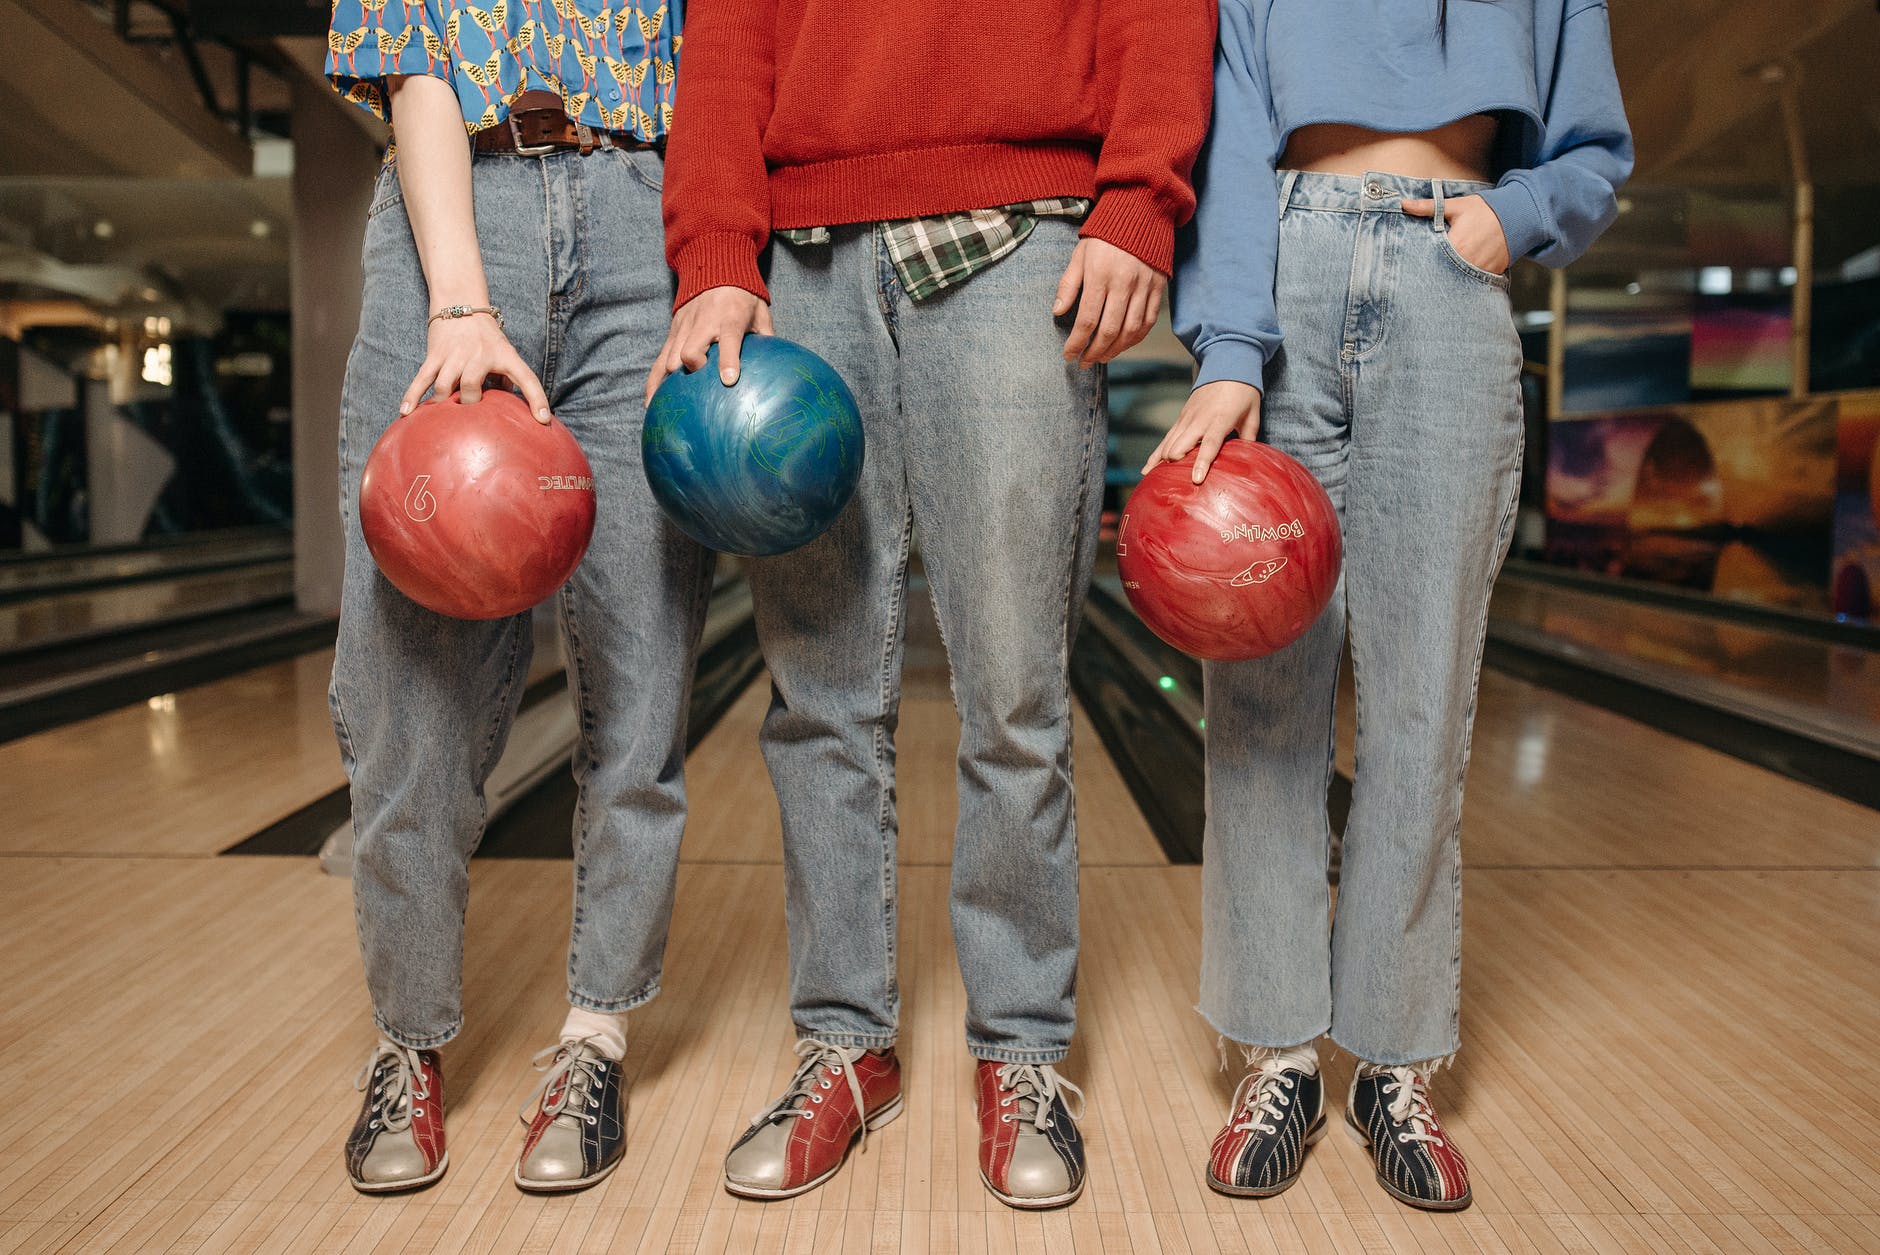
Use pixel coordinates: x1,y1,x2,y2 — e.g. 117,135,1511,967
611,146,663,192
1437,233,1511,289
366,164,404,220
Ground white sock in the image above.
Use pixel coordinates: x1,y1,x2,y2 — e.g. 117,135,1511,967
1244,1041,1320,1074
560,1006,627,1061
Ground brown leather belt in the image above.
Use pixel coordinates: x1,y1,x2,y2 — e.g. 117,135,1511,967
472,90,659,156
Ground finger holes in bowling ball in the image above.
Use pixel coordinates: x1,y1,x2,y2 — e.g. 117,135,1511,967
360,390,597,620
643,335,865,557
1117,440,1341,661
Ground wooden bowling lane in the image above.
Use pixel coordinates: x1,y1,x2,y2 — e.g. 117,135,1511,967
0,648,345,859
0,531,291,600
1334,663,1880,872
1,622,563,860
4,589,1879,1252
3,810,1877,1249
0,563,295,657
1490,571,1880,750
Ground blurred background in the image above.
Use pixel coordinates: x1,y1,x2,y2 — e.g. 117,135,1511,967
3,0,1877,768
3,4,1879,1251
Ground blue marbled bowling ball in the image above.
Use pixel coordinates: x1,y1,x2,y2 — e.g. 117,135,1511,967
643,336,865,556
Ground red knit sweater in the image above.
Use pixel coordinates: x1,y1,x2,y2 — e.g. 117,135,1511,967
663,0,1218,308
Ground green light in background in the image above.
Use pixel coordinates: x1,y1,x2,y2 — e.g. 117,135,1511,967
1158,675,1177,691
1197,718,1207,731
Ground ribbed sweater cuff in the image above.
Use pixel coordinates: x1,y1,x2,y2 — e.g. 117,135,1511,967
1080,188,1177,276
1194,340,1270,390
673,232,769,309
1479,180,1550,264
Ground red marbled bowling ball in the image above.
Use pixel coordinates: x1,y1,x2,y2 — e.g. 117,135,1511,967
360,391,596,620
1118,440,1341,661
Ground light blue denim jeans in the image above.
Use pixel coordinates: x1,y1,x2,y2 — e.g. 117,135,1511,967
751,218,1106,1065
1199,171,1525,1067
331,145,716,1049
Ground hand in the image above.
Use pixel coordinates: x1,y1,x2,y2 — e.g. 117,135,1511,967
647,286,775,402
400,312,552,423
1402,194,1510,275
1142,380,1263,484
1054,238,1167,368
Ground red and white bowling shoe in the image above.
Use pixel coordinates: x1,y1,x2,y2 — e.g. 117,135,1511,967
722,1039,903,1199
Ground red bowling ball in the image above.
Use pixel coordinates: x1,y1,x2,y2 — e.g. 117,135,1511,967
1117,440,1341,661
360,391,596,620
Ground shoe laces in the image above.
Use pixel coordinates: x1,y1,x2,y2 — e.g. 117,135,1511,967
520,1035,608,1127
750,1038,873,1148
994,1063,1085,1134
1228,1058,1298,1136
354,1041,430,1134
1374,1066,1444,1147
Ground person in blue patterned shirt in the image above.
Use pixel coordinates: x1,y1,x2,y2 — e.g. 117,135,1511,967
328,0,680,141
322,0,710,1197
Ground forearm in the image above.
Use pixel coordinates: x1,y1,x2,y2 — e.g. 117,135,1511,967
1478,2,1632,267
1172,0,1282,387
387,74,489,309
662,0,775,306
1083,0,1217,274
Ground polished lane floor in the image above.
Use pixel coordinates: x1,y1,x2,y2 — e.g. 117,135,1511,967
1489,568,1879,759
2,597,1877,1253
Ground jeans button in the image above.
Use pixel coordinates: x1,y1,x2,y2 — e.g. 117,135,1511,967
1365,182,1385,199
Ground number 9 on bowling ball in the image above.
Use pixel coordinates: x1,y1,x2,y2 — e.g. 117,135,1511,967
359,390,596,620
643,335,865,556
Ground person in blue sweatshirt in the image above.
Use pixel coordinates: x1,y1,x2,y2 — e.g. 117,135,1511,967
1151,0,1632,1210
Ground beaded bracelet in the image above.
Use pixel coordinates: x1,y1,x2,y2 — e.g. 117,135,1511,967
429,304,505,329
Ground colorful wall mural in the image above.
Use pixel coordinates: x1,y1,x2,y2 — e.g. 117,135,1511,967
1545,391,1878,619
1832,395,1880,620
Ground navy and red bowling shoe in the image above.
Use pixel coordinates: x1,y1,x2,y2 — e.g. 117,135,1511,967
1346,1066,1472,1210
514,1037,629,1192
345,1043,447,1192
975,1061,1087,1209
1206,1055,1326,1197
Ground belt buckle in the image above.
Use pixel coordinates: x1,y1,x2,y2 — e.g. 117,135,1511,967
508,113,561,157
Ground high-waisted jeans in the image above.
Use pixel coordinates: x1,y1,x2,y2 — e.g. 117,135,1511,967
331,146,715,1049
752,219,1106,1064
1200,171,1525,1067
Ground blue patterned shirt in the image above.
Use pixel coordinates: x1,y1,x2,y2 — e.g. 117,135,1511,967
326,0,681,142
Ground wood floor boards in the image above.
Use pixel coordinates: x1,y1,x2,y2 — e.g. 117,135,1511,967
3,591,1877,1252
4,857,1876,1253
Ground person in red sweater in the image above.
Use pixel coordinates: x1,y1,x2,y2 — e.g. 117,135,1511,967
651,0,1215,1209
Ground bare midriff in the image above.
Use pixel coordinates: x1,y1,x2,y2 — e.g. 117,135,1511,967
1280,116,1499,183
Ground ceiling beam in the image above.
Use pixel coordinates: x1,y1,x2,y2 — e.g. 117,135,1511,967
0,0,251,177
1623,0,1869,180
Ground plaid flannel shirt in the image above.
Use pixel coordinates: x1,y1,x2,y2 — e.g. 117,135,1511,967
777,199,1092,300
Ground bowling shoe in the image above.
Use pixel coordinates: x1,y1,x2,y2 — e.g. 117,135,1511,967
1346,1065,1472,1210
514,1037,628,1192
345,1042,447,1192
1206,1048,1326,1197
974,1061,1087,1209
723,1039,903,1199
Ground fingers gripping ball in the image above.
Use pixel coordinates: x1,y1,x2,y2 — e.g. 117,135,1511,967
643,335,865,556
360,390,596,619
1118,440,1341,661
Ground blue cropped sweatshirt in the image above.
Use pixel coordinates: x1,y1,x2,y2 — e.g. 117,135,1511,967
1173,0,1634,390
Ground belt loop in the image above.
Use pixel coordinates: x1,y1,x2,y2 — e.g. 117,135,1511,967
1277,168,1300,220
1431,179,1447,234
